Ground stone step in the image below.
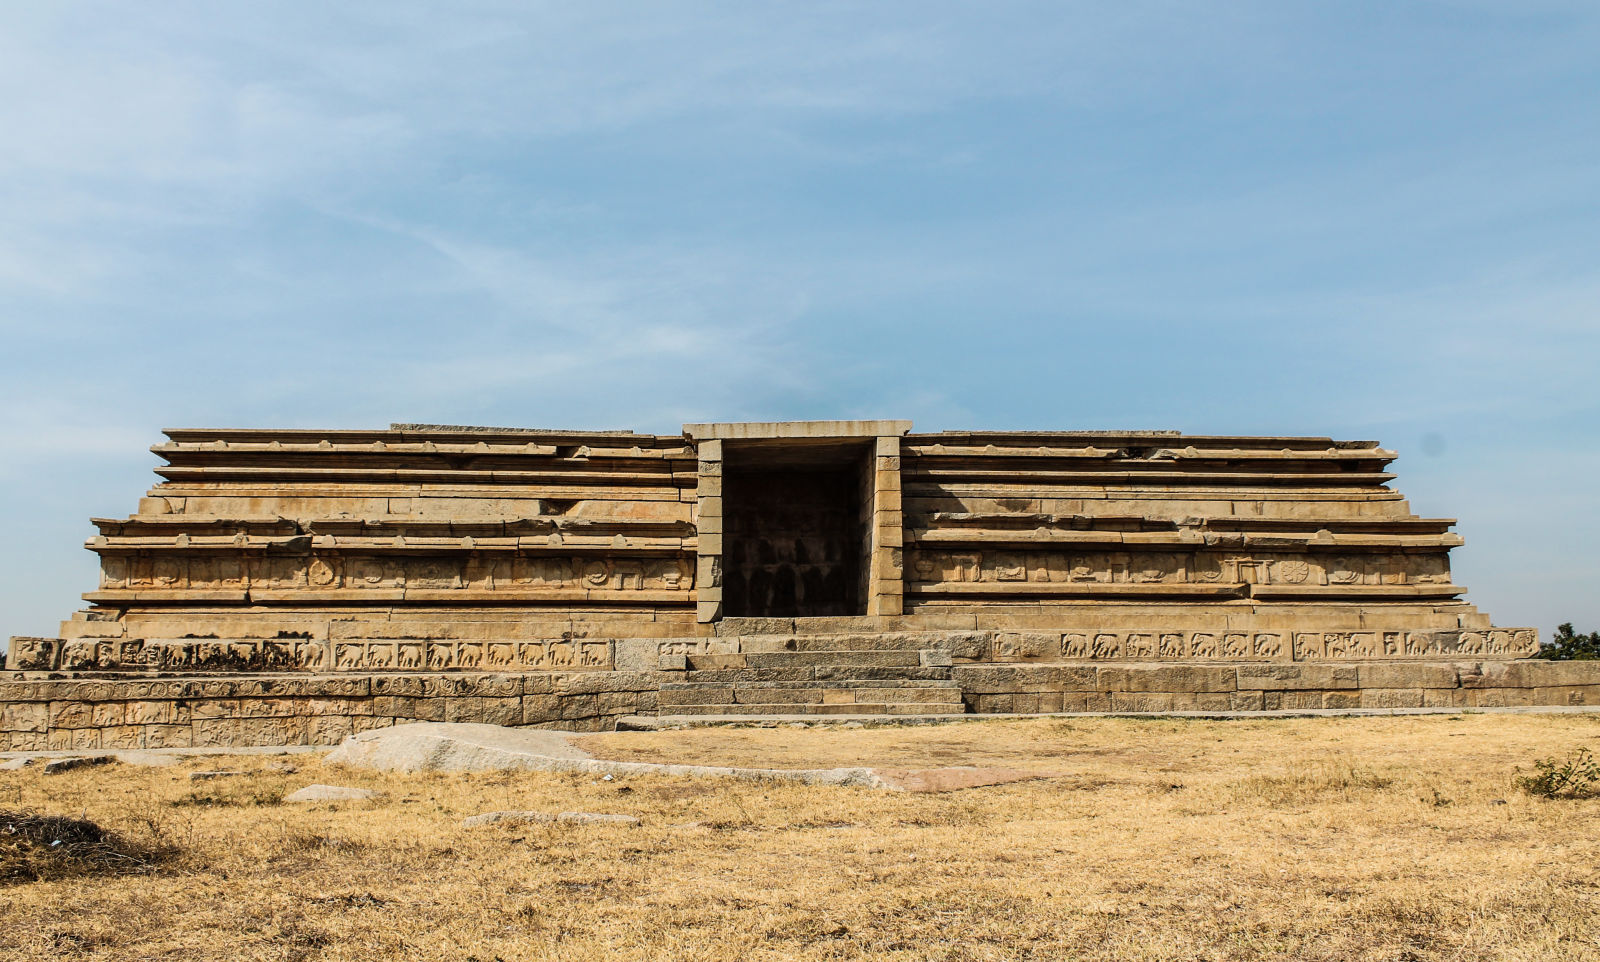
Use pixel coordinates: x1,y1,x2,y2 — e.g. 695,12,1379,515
681,665,954,684
732,637,978,656
665,702,967,716
662,688,962,705
660,684,963,707
815,665,953,681
744,650,924,669
665,677,958,691
688,650,928,670
715,619,988,643
781,635,979,653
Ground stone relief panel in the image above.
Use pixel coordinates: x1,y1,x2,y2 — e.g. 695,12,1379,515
324,639,611,671
907,549,1453,589
55,638,300,672
31,637,616,672
1021,628,1538,662
96,553,695,594
1056,630,1287,661
1294,629,1538,659
346,556,405,589
658,637,740,658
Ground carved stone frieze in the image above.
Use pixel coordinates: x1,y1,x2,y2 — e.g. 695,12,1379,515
982,627,1540,662
96,553,694,594
907,549,1452,588
26,636,615,673
1292,628,1538,660
1052,630,1287,661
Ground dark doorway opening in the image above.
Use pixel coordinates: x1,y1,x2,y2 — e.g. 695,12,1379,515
721,441,870,618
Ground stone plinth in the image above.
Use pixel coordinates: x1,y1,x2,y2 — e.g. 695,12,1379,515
3,419,1584,747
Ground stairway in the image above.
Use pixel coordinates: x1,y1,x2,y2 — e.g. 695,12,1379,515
657,635,967,717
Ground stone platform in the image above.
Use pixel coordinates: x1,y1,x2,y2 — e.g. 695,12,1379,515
7,646,1597,751
6,419,1594,747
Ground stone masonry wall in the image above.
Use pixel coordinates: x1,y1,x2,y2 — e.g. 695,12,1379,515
956,660,1600,713
0,670,667,752
6,659,1599,751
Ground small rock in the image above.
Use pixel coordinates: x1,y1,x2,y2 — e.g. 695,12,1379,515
42,755,115,775
1492,799,1508,806
283,784,378,803
0,758,34,770
190,770,246,781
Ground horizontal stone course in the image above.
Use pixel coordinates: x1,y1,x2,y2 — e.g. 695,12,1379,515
1462,661,1600,689
1,422,1590,743
1236,664,1359,690
1097,666,1237,693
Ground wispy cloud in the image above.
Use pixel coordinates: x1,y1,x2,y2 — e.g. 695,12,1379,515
2,2,1598,633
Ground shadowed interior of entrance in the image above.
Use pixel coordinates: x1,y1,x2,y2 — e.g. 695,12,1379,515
721,440,870,618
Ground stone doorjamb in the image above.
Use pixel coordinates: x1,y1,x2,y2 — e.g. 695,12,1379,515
682,420,911,622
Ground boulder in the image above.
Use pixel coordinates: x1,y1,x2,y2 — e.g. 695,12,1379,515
325,722,593,773
42,755,115,775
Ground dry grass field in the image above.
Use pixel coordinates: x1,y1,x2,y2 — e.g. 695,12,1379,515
2,713,1597,961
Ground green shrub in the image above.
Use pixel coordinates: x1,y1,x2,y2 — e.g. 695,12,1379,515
1517,747,1600,799
1535,623,1600,661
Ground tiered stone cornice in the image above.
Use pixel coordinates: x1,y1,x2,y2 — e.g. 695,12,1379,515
7,419,1563,743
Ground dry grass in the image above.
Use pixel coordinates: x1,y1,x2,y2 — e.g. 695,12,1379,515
0,810,176,884
2,713,1598,961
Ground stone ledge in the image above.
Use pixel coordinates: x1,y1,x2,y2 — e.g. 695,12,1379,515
683,420,912,440
4,659,1598,749
630,704,1600,729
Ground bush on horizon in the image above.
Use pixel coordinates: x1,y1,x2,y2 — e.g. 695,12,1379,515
1535,623,1600,661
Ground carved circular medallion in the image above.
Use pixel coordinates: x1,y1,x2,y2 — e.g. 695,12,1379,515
101,557,128,588
1276,560,1310,584
153,559,182,586
308,557,338,587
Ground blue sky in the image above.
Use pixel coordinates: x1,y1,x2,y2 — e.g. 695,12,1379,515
2,2,1597,636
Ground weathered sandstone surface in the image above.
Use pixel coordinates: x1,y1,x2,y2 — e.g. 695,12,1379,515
5,419,1591,749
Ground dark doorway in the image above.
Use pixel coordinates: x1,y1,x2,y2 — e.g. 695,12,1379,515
721,441,869,618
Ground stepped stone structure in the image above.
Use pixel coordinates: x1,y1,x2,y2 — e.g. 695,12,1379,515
4,419,1594,750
